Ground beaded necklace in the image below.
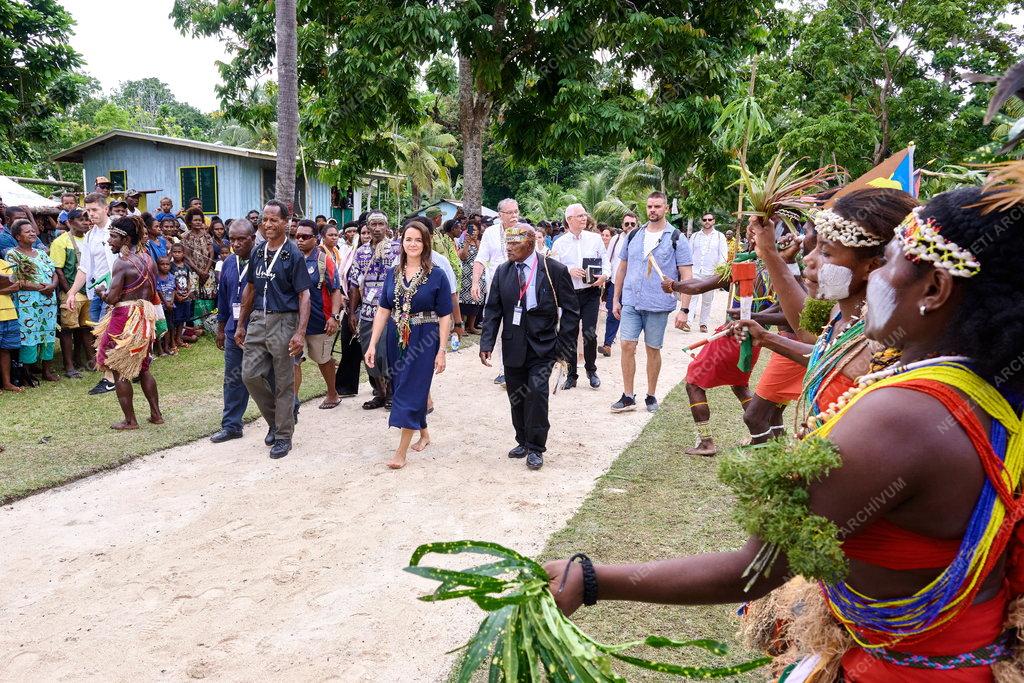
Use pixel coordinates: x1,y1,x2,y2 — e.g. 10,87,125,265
796,312,868,429
808,360,1024,648
393,264,429,351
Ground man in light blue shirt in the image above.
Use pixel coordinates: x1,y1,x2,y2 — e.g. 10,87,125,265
610,191,692,413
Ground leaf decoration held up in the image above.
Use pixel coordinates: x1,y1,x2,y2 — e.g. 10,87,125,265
406,540,771,681
799,298,837,335
733,151,844,233
719,436,847,589
6,249,39,283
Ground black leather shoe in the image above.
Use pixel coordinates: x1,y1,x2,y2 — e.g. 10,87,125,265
210,429,243,444
508,445,528,459
526,451,544,470
561,376,577,391
264,428,276,446
588,372,601,389
269,440,291,459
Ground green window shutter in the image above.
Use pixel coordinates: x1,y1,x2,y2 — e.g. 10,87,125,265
198,166,218,214
179,167,198,205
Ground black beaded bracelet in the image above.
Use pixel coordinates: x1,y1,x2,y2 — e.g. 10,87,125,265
558,552,599,606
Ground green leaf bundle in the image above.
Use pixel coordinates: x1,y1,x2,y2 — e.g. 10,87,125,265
406,540,771,681
733,151,843,233
719,437,847,588
798,298,837,335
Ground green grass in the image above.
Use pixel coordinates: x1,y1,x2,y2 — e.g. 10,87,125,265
0,330,479,504
536,377,763,680
0,335,330,504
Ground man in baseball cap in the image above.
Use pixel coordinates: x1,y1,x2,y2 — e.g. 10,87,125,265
124,189,142,216
94,176,112,198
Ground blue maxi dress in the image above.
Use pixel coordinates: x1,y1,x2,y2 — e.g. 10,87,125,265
379,266,453,429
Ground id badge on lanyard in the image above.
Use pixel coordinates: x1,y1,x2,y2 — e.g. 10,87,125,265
512,262,536,326
234,256,248,320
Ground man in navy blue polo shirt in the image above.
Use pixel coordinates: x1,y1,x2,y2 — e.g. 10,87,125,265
210,220,257,444
235,200,311,459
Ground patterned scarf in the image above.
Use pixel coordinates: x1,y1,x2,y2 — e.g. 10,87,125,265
393,264,429,351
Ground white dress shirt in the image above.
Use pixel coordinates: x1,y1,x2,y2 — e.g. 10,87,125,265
473,223,508,284
689,228,728,275
512,251,539,311
548,229,610,290
606,232,626,277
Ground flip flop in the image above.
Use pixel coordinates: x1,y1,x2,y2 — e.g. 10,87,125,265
319,398,341,409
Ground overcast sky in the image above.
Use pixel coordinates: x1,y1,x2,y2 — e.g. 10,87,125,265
62,0,231,112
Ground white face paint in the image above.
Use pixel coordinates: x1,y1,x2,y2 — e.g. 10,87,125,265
816,262,854,300
866,272,898,334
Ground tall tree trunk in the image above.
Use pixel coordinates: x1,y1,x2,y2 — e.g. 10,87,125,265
458,55,491,215
275,0,299,210
411,182,421,211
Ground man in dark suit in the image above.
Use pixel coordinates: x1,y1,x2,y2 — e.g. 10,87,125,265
480,224,580,470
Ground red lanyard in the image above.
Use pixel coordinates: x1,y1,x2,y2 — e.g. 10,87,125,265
517,260,537,304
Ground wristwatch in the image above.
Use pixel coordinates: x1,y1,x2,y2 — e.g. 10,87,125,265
680,307,690,314
454,322,464,329
331,313,341,322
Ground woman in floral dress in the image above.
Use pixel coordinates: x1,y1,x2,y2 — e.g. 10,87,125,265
7,219,59,382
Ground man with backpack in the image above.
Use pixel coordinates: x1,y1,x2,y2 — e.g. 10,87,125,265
609,191,693,413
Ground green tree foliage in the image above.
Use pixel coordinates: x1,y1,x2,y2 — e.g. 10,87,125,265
755,0,1024,178
0,0,86,166
171,0,772,211
390,118,458,210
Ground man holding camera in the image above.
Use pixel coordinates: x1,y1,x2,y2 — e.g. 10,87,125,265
548,203,609,390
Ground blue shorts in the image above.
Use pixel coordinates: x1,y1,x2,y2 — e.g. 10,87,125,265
0,318,18,350
618,305,670,349
174,300,193,325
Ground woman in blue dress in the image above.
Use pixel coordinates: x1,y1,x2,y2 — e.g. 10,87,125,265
365,220,453,469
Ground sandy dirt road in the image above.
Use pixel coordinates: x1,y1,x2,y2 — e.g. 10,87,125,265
0,311,707,681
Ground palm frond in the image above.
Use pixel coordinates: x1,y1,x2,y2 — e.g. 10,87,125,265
408,541,771,681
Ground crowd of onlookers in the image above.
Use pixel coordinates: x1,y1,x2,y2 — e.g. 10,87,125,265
0,173,734,411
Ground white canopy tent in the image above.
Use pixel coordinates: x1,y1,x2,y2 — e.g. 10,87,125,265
0,175,60,213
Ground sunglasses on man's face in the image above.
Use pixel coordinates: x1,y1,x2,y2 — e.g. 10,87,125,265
623,221,637,227
702,218,715,222
296,233,316,240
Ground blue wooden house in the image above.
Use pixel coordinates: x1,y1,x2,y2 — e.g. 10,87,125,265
53,130,400,221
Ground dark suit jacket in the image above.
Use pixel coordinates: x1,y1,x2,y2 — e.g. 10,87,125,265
480,253,581,368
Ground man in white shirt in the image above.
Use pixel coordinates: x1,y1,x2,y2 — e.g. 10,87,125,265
549,203,609,389
688,213,728,332
600,211,637,356
472,198,520,386
64,192,117,394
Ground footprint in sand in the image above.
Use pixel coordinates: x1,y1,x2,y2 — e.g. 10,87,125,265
185,659,215,679
5,650,40,672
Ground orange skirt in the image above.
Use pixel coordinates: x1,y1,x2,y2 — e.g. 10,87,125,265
756,351,806,404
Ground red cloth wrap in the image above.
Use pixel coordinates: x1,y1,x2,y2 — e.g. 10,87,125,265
95,305,152,375
685,325,761,389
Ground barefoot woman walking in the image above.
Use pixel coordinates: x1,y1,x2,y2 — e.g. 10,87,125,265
366,220,452,469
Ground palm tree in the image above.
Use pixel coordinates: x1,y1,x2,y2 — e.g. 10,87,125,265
274,0,299,208
390,119,458,210
575,171,613,213
521,183,578,222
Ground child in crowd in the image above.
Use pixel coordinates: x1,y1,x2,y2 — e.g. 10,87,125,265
161,217,180,244
155,256,177,356
169,244,196,349
0,261,22,392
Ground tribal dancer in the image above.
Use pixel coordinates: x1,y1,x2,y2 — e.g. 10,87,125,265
94,216,163,430
546,180,1024,681
733,188,918,431
663,225,774,455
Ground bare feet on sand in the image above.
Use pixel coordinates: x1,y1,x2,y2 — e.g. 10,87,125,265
386,453,408,470
410,436,430,452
